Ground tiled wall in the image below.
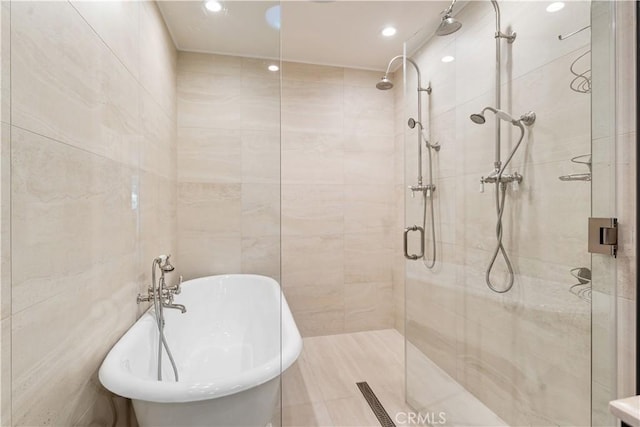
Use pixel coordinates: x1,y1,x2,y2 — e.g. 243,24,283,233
8,2,176,425
176,52,281,282
398,1,593,425
176,55,396,337
280,63,396,336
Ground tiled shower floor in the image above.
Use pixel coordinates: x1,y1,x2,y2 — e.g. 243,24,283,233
281,329,414,426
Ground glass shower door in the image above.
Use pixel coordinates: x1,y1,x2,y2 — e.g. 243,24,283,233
590,1,618,426
402,1,605,425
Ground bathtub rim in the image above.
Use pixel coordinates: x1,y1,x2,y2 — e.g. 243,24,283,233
98,274,302,403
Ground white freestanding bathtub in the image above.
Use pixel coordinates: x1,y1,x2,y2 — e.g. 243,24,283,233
99,274,302,427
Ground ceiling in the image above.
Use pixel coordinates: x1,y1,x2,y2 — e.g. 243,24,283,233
158,1,451,71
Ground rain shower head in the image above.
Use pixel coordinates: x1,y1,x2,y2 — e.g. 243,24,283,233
436,16,462,36
436,0,461,36
376,76,394,90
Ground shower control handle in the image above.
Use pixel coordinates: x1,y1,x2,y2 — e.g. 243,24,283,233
403,225,425,261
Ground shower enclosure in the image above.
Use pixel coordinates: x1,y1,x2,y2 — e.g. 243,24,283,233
400,1,621,425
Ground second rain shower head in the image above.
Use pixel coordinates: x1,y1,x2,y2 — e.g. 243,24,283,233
376,75,394,90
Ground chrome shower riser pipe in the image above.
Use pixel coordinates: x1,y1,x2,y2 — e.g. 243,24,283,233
382,55,431,186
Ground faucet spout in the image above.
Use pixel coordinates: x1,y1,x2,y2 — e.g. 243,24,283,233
163,303,186,314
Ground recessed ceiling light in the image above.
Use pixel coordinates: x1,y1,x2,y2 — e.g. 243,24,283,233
204,0,223,12
381,26,397,37
546,2,565,12
268,64,279,72
441,55,455,63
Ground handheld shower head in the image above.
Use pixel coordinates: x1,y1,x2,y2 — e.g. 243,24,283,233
470,107,517,125
470,113,486,124
156,255,175,272
376,76,393,90
408,118,422,129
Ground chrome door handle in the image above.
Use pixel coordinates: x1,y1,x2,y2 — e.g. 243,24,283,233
403,225,425,260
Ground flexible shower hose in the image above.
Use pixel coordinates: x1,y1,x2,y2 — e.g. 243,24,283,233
152,261,180,382
421,136,437,269
484,122,526,293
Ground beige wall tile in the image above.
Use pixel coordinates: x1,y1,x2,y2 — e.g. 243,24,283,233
344,151,394,186
282,62,344,85
241,77,280,132
282,235,344,289
141,90,175,179
178,51,242,76
282,131,344,185
241,236,280,279
282,185,344,236
139,1,176,118
177,71,243,130
11,128,138,314
344,232,392,284
344,68,383,88
177,232,241,281
12,277,137,425
242,57,281,81
284,284,344,317
9,2,177,424
177,182,241,236
241,183,280,238
177,128,242,184
242,130,280,184
12,1,141,167
344,84,394,136
344,185,393,234
282,80,344,134
70,1,140,80
139,171,178,288
344,282,393,332
294,310,345,338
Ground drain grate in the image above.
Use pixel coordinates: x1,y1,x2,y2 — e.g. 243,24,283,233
356,381,396,427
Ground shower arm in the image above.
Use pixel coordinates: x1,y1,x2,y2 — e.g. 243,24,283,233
383,55,431,186
442,0,457,16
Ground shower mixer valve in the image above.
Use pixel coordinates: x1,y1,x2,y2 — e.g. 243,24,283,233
409,183,436,198
480,171,522,193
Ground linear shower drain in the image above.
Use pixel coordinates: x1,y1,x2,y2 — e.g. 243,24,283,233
356,381,396,427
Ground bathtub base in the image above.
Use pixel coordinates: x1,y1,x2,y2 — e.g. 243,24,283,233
132,377,281,427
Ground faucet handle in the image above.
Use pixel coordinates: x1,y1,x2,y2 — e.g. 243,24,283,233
167,275,183,295
137,293,151,304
